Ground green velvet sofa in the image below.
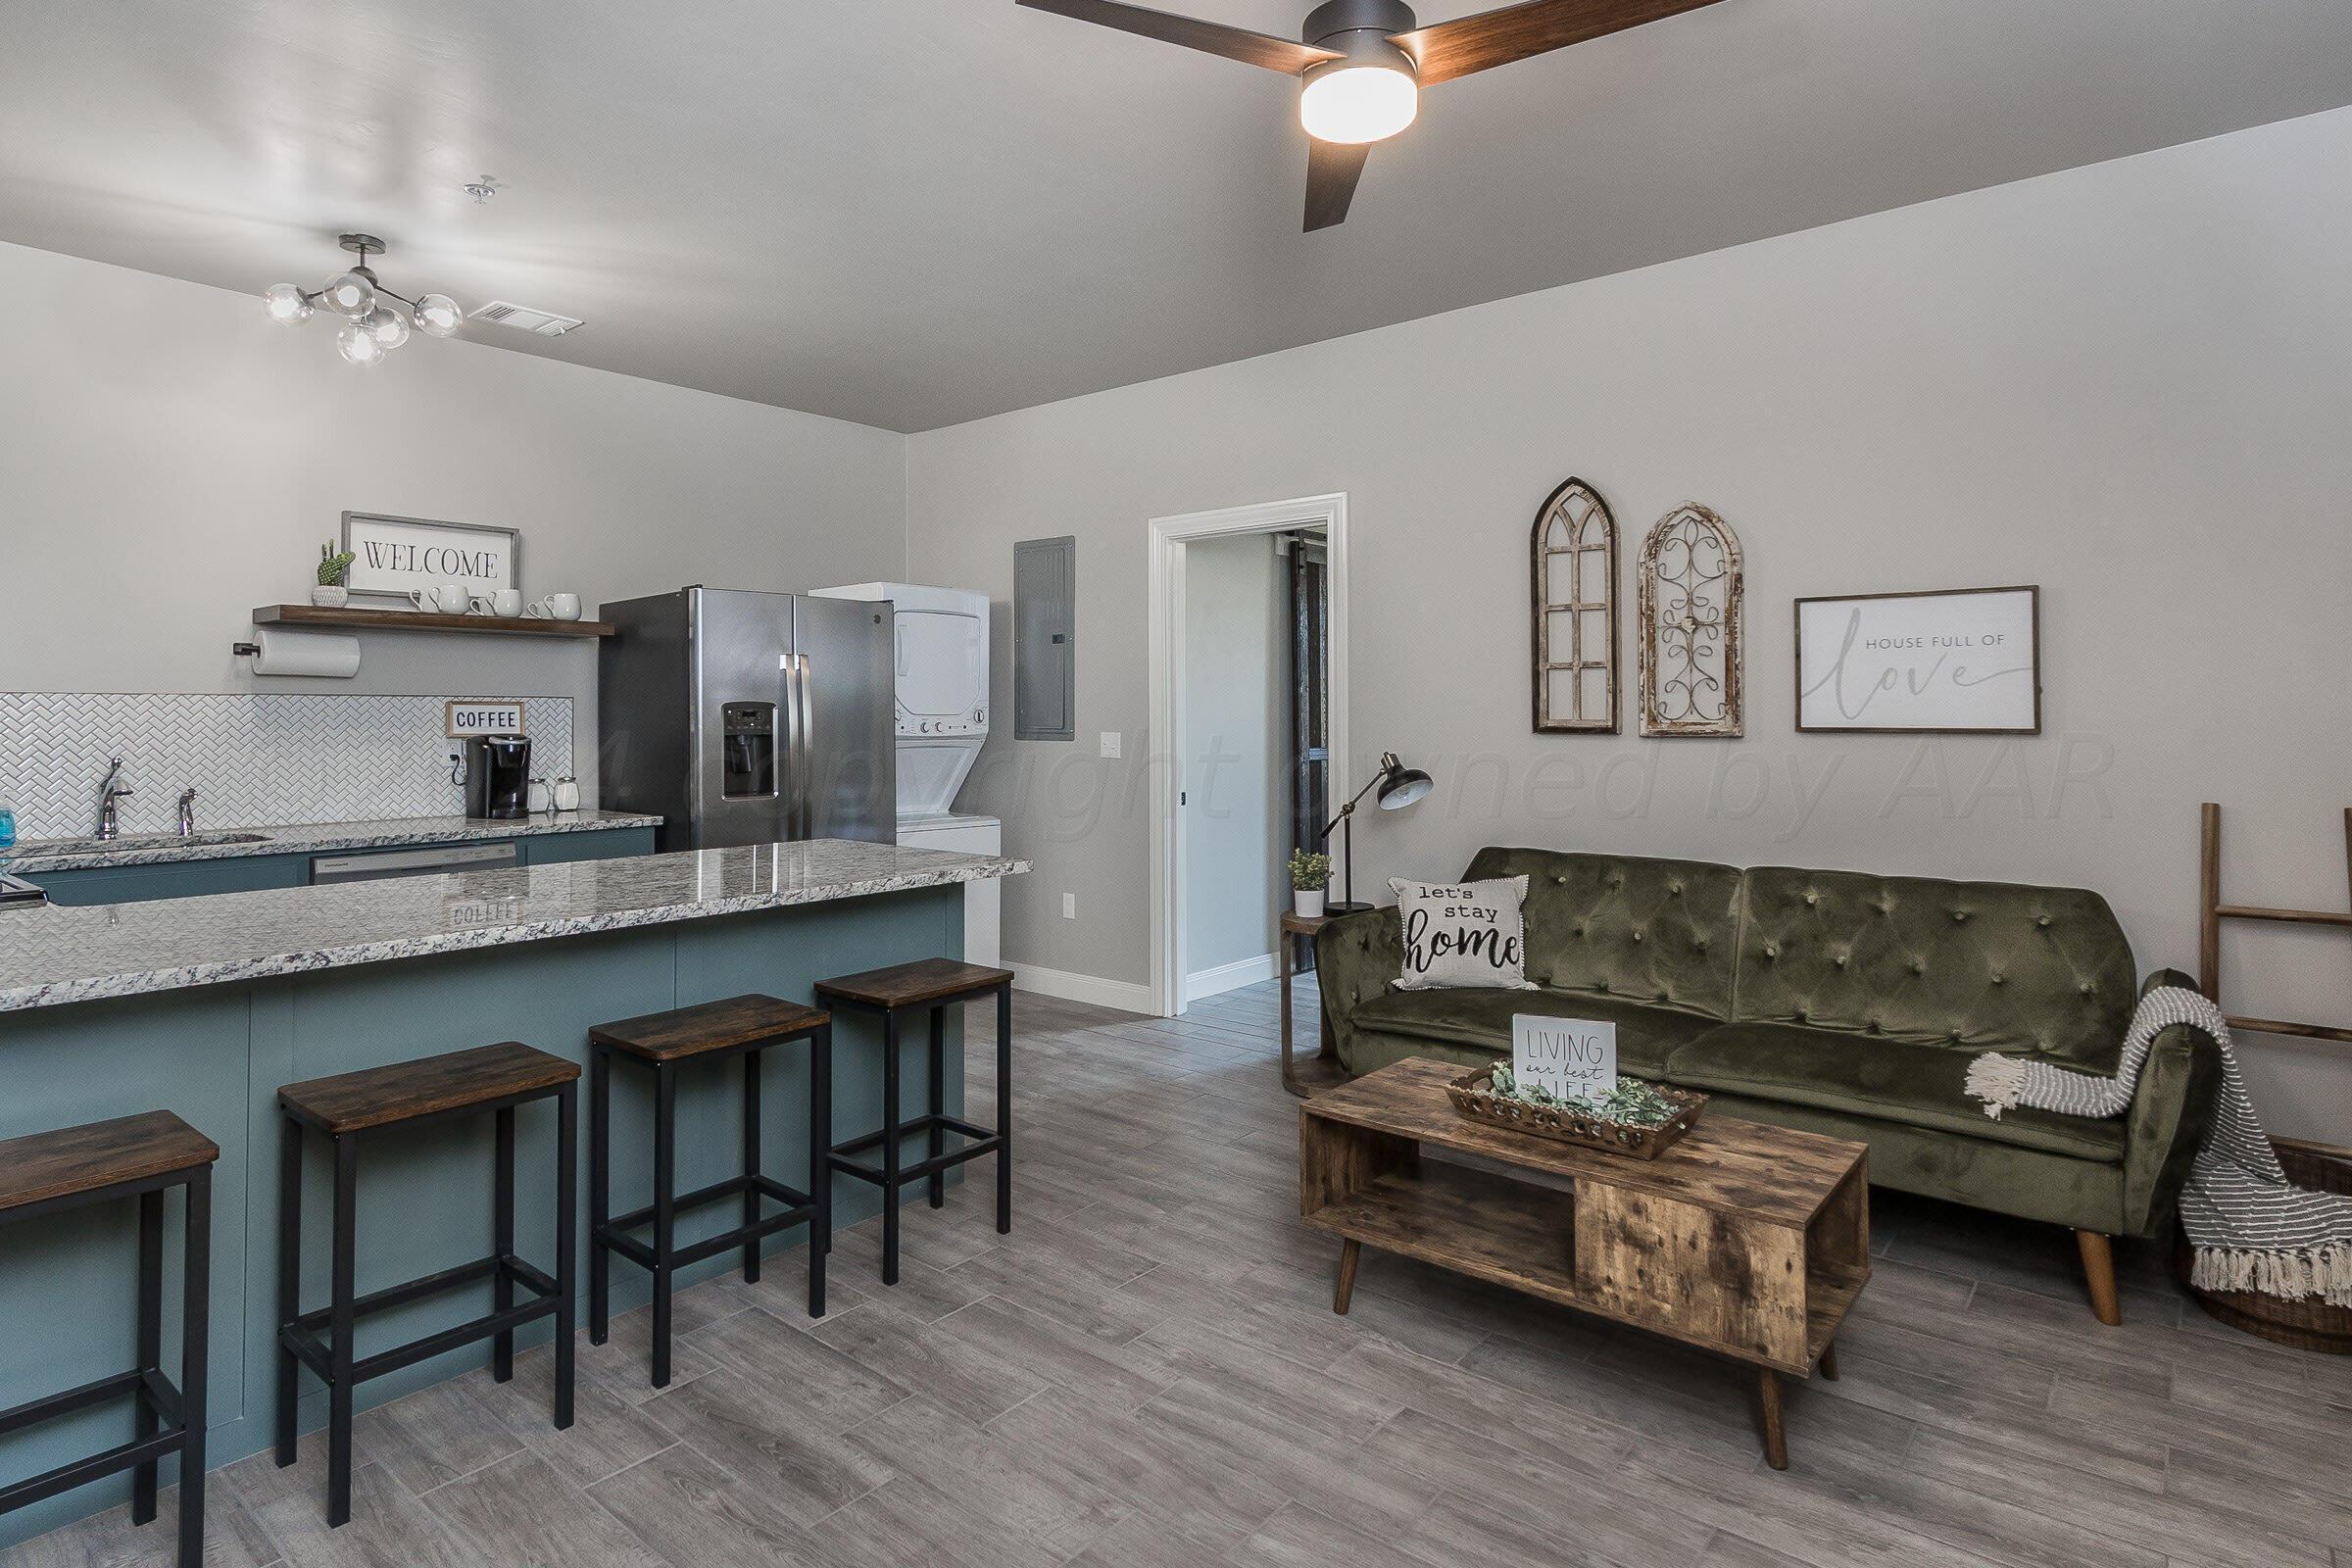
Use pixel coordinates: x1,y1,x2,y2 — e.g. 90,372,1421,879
1312,847,2223,1323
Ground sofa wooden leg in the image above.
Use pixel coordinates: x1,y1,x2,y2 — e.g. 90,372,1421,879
2076,1230,2123,1326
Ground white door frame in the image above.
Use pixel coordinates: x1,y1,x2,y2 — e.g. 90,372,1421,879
1147,492,1349,1018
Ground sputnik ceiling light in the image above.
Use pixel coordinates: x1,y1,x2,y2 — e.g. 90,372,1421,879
263,233,464,367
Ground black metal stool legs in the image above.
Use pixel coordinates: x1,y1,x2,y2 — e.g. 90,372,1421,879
493,1106,515,1384
326,1134,357,1529
810,1023,832,1312
553,1083,577,1431
651,1061,677,1389
589,1047,611,1346
927,1009,946,1210
132,1189,163,1525
997,982,1013,1235
742,1048,763,1284
176,1170,211,1568
273,1119,300,1466
881,1008,902,1287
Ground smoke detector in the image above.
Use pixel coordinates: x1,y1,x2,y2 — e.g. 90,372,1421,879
470,300,585,337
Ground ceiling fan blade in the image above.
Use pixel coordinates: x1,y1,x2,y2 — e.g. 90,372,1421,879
1015,0,1341,74
1393,0,1726,85
1304,138,1371,231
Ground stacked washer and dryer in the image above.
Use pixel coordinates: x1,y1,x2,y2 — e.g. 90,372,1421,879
808,581,1002,965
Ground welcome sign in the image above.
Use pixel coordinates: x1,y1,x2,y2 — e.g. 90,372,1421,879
342,512,520,601
1511,1015,1617,1105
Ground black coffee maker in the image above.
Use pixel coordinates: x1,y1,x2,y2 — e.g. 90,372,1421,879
463,734,533,820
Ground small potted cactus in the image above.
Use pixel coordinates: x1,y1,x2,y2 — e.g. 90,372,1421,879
1288,848,1333,918
313,542,357,608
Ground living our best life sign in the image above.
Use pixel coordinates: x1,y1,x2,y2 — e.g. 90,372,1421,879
1511,1015,1617,1105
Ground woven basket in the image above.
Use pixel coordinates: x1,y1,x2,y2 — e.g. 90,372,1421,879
2175,1137,2352,1354
1446,1068,1707,1160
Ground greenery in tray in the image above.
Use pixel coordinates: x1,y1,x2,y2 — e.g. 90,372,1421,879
1487,1063,1682,1127
318,542,357,587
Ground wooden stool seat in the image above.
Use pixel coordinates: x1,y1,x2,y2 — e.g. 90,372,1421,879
590,994,829,1060
819,958,1014,1287
0,1112,215,1567
0,1111,218,1213
816,957,1013,1011
275,1045,576,1528
278,1043,579,1133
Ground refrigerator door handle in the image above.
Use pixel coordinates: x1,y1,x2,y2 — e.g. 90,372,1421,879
794,654,816,838
778,652,805,841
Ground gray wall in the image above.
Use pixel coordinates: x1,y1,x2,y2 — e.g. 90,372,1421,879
907,108,2352,1137
1182,533,1288,980
0,238,906,802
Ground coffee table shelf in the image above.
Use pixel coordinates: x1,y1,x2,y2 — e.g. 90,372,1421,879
1300,1057,1872,1468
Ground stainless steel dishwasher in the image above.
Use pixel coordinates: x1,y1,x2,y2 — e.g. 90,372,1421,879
311,842,521,884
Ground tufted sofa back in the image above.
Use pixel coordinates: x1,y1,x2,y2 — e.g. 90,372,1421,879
1446,848,2139,1064
1730,865,2136,1063
1465,847,1743,1017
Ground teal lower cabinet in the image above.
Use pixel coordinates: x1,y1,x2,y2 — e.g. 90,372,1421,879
0,884,962,1547
23,826,660,906
28,854,308,906
521,826,658,864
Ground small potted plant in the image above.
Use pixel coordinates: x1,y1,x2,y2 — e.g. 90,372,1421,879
1289,848,1332,918
313,542,356,608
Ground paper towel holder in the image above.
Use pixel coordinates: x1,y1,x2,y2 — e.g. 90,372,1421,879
231,642,261,656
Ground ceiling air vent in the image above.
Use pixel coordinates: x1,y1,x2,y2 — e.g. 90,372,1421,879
470,300,585,337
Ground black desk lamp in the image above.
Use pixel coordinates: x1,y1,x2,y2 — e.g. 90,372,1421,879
1319,752,1433,913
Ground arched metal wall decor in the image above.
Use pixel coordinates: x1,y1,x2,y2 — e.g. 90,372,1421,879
1638,503,1744,737
1530,477,1620,734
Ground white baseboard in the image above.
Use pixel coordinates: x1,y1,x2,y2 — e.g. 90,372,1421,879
1185,953,1276,1004
1010,962,1159,1016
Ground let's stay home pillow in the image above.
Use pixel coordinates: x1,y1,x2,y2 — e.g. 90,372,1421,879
1390,876,1538,992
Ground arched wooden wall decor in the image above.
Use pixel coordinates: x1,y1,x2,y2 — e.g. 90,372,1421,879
1639,503,1744,737
1530,477,1620,734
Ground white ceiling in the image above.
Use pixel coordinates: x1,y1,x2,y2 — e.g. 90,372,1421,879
4,0,2350,432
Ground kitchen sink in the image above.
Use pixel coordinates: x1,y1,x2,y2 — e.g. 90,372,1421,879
16,831,274,858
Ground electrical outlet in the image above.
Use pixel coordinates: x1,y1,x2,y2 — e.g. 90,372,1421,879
1062,893,1077,919
1099,731,1122,759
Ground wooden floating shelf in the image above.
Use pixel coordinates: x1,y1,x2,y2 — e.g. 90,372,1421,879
253,605,615,639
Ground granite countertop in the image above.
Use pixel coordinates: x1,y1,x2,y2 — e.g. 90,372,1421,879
0,810,665,874
0,840,1029,1012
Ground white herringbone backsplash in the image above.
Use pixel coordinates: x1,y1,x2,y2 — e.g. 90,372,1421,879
0,693,574,840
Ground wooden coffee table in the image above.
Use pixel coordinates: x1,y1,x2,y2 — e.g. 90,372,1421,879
1299,1057,1871,1469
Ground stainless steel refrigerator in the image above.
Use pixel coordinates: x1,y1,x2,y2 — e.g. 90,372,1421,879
598,587,897,851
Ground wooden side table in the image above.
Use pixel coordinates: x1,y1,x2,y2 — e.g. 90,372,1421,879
1279,910,1350,1098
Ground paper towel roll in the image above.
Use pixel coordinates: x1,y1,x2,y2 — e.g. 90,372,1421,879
245,626,363,679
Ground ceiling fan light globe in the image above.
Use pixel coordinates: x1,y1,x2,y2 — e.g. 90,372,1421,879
1299,62,1417,144
321,270,377,318
262,282,313,324
335,318,386,366
413,293,464,338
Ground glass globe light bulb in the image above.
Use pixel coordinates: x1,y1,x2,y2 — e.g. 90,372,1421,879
336,318,386,366
412,293,463,338
1298,63,1418,144
262,282,313,324
365,304,411,350
321,270,376,318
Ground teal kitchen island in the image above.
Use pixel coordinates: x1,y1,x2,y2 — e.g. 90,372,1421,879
0,839,1026,1545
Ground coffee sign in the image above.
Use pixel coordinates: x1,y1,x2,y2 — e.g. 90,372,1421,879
1511,1015,1617,1105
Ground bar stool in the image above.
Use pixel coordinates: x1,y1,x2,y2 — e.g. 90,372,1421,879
589,994,832,1387
817,958,1013,1285
0,1111,215,1568
274,1043,577,1529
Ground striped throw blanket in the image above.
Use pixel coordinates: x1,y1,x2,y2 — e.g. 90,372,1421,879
1965,986,2352,1307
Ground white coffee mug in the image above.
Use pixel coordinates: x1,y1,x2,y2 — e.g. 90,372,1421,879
410,582,469,613
472,589,523,618
528,593,583,621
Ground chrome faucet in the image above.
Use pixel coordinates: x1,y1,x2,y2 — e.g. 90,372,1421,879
95,758,134,840
176,788,199,837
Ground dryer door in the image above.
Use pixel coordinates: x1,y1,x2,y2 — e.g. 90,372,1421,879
896,608,986,728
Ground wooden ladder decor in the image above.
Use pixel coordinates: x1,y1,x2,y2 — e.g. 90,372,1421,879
2197,803,2352,1044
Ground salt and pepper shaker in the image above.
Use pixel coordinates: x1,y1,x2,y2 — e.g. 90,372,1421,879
527,776,553,813
552,776,580,813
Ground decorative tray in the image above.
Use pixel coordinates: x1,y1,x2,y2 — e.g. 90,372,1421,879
1445,1067,1708,1160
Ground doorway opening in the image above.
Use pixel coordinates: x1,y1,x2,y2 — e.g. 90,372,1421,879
1147,494,1349,1018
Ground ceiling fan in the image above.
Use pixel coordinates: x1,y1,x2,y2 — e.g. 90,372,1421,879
1016,0,1727,230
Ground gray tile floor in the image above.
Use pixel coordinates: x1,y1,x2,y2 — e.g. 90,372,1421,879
9,977,2349,1566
